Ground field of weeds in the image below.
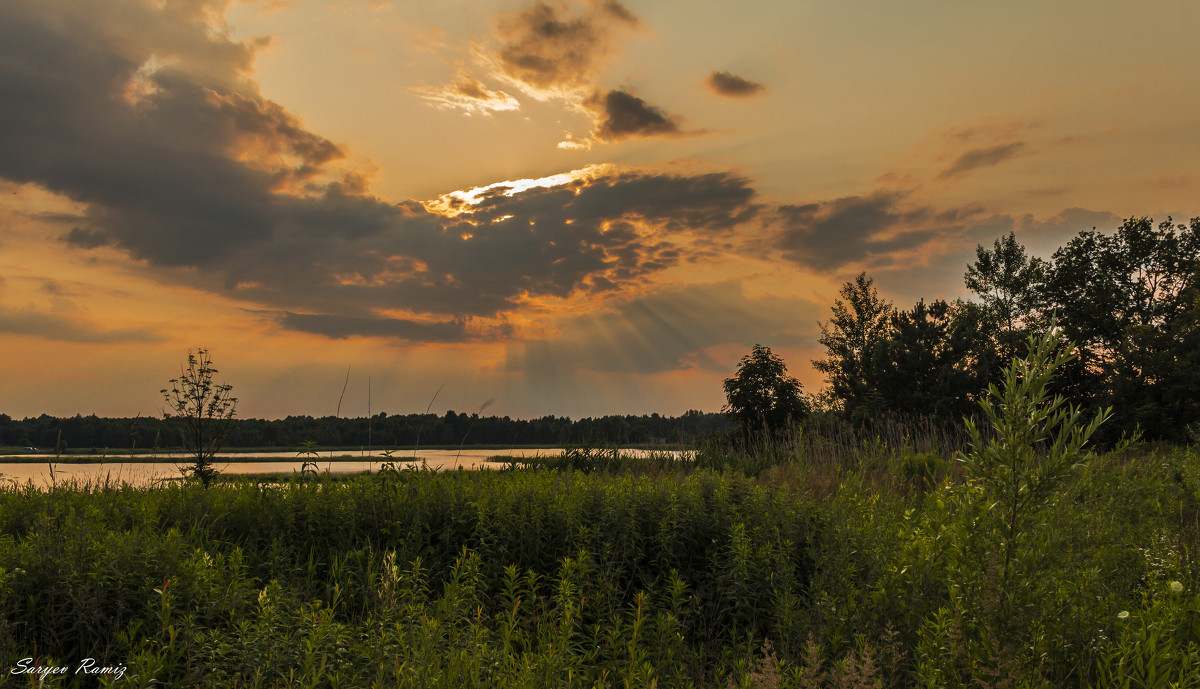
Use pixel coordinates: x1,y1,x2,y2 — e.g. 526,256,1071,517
2,434,1198,687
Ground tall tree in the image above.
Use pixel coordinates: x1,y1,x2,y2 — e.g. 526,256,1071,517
1040,216,1200,440
723,344,808,436
872,299,993,420
964,232,1045,364
813,273,893,420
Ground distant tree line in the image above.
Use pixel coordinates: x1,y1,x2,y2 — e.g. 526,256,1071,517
0,409,731,452
813,216,1200,443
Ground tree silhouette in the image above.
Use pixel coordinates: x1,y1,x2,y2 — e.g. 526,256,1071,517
964,231,1045,363
813,272,893,420
161,348,237,486
723,344,808,436
1041,216,1200,440
872,298,992,419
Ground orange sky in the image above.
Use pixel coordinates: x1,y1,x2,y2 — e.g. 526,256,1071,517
1,0,1198,420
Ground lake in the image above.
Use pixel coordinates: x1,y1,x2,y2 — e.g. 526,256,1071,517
0,448,675,488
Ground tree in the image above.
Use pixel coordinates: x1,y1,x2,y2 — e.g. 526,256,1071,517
722,344,808,436
964,232,1045,363
161,348,238,486
1039,216,1200,440
871,298,992,420
813,272,893,419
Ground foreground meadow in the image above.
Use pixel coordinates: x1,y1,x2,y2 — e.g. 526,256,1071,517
3,339,1200,687
2,437,1198,687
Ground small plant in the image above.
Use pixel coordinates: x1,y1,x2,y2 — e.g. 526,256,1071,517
897,449,948,487
161,348,238,487
916,325,1113,683
959,326,1110,613
297,440,321,476
1097,581,1200,688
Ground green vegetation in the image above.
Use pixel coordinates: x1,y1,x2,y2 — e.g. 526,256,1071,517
3,330,1199,687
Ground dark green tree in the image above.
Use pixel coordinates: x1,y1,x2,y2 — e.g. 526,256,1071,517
813,272,893,419
1040,216,1200,440
161,348,238,486
964,231,1046,364
723,344,808,436
871,298,993,420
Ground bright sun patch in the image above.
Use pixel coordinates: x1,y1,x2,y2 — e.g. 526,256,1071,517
423,164,614,217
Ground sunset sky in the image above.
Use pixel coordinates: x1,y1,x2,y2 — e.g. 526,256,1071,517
2,0,1198,421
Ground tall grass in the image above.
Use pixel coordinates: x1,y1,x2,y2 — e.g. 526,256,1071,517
0,467,820,687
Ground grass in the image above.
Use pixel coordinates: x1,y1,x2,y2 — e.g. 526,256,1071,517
1,465,817,687
1,438,1197,687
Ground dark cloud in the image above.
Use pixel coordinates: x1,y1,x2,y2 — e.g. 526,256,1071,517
582,89,686,142
60,227,113,249
448,169,759,240
1,1,766,342
205,90,346,183
0,305,161,343
476,1,694,147
705,71,766,98
937,142,1026,180
777,192,952,271
490,0,639,94
508,281,815,376
279,312,468,342
216,168,761,334
0,0,329,267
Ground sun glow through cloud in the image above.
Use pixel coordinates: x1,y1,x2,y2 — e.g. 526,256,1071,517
423,165,616,217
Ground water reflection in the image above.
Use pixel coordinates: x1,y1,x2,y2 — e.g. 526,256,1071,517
0,448,676,489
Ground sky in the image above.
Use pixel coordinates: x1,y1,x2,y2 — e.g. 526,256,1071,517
1,0,1198,421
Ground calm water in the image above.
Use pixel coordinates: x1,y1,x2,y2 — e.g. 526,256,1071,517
0,448,675,489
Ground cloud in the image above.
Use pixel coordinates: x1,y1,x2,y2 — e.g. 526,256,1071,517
24,0,1118,348
414,72,521,116
0,305,161,343
0,0,762,347
571,89,690,145
705,71,766,98
213,167,762,334
0,1,746,342
0,0,341,267
777,192,962,271
488,0,639,97
279,312,469,342
936,142,1026,180
427,0,688,146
